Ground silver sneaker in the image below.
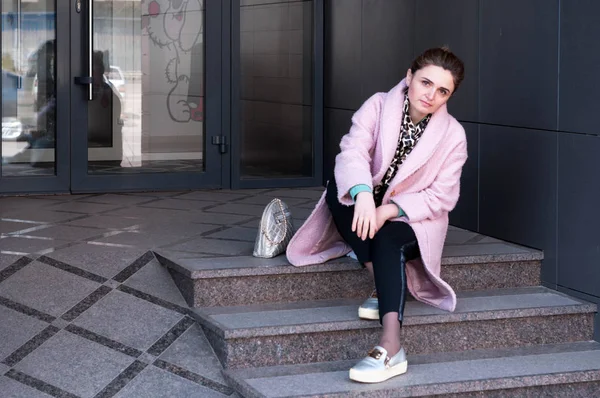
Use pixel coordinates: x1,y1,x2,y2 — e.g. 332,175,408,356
349,346,407,383
358,289,379,320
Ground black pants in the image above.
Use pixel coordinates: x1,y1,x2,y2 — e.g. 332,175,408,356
326,178,418,324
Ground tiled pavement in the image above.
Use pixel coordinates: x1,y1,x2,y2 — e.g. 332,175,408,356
0,188,536,398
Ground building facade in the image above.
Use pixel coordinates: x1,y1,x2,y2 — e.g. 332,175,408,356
1,0,599,336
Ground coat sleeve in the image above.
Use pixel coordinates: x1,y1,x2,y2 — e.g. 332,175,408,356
390,140,468,223
334,92,384,204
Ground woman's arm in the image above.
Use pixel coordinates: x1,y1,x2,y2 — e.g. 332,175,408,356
390,140,468,223
334,92,385,204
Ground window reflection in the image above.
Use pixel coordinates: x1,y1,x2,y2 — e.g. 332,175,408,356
2,1,56,176
87,0,205,175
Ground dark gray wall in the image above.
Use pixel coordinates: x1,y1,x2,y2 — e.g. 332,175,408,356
324,0,600,334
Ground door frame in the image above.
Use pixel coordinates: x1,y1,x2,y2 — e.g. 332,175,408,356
69,0,224,193
0,1,70,195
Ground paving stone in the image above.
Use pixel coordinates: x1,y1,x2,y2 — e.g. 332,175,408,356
0,237,70,255
46,243,147,279
0,305,48,361
2,210,82,223
90,232,185,249
139,198,219,211
186,212,257,226
174,191,250,202
0,261,100,317
164,237,254,255
159,324,227,386
0,376,54,398
65,215,144,230
72,290,183,351
14,330,134,398
0,253,21,271
45,201,122,214
205,203,266,216
103,206,190,220
123,259,188,307
0,220,36,234
113,366,228,398
268,189,324,199
79,194,154,206
233,196,311,206
204,226,257,242
27,225,104,241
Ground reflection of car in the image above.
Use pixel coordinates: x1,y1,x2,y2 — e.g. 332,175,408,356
2,70,25,141
106,65,125,98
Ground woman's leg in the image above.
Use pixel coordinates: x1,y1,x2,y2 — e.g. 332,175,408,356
370,221,417,356
325,178,372,266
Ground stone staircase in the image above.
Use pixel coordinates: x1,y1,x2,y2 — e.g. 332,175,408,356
158,228,600,397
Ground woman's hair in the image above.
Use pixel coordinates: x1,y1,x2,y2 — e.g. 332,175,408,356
410,47,465,93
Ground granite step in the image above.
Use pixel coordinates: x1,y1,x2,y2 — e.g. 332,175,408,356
191,286,595,369
223,341,600,397
157,239,543,307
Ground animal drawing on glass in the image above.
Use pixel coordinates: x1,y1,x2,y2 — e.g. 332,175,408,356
143,0,204,122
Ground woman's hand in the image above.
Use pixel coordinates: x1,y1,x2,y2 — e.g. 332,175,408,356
352,192,377,240
375,204,400,231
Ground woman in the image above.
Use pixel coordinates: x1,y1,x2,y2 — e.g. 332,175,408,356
286,47,467,383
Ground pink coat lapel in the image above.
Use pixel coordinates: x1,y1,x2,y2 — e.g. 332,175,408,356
376,79,449,185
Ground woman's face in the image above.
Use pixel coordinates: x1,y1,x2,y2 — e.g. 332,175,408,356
405,65,455,122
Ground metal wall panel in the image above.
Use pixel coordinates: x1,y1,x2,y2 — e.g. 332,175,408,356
360,0,415,101
324,108,354,181
479,125,558,285
324,0,363,110
557,133,600,296
558,0,600,135
450,122,479,231
479,0,559,130
414,0,479,122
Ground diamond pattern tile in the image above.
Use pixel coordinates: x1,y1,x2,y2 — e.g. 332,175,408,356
72,290,183,351
0,261,100,317
0,305,48,360
46,243,147,279
0,237,70,255
14,330,134,398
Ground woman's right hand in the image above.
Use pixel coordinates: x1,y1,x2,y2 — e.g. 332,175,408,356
352,192,377,240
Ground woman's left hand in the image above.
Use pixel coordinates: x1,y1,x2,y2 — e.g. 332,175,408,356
375,204,399,231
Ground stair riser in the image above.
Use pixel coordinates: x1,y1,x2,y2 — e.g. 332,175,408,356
203,313,594,369
171,261,541,307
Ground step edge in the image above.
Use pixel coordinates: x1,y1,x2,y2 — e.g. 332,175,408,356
224,341,600,380
213,303,596,339
164,257,543,280
226,368,600,398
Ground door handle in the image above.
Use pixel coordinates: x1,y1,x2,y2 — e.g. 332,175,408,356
74,0,93,100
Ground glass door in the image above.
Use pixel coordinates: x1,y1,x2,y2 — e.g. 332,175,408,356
0,0,70,194
70,0,223,192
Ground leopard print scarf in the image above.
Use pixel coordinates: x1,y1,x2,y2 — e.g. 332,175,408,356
373,94,431,206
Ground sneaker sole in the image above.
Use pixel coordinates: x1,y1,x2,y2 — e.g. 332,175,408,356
358,306,379,320
349,360,408,383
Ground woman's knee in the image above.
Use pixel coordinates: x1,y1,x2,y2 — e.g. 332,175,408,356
372,222,416,253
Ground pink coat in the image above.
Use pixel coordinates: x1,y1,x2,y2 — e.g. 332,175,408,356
286,79,468,312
